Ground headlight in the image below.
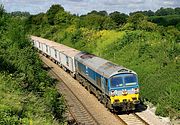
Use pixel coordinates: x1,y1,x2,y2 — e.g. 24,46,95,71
134,88,139,94
110,90,118,96
122,89,128,95
111,90,115,97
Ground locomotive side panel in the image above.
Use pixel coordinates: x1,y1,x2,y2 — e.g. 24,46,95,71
75,60,109,95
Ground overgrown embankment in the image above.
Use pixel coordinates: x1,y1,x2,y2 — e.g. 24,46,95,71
0,6,66,124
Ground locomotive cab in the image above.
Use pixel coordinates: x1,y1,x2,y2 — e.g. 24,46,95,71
109,73,140,111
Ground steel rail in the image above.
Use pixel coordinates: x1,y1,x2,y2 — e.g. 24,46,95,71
43,58,100,125
133,113,149,125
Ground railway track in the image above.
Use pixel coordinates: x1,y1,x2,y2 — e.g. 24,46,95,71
117,113,150,125
40,55,152,125
44,61,100,125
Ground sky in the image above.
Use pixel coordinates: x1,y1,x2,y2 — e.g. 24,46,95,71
0,0,180,15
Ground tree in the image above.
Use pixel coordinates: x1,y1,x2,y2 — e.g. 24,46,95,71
109,11,128,27
127,13,147,30
11,11,30,17
98,11,108,16
54,11,72,25
87,10,98,15
128,13,147,24
102,17,116,30
138,20,157,31
87,10,108,16
80,14,107,30
155,7,175,16
0,4,7,35
146,10,155,16
0,4,5,17
29,13,46,25
175,7,180,15
129,10,155,16
46,4,64,25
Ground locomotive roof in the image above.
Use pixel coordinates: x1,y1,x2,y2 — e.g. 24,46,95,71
75,52,135,78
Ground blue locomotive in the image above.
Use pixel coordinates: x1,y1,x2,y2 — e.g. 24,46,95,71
31,36,140,111
75,52,140,111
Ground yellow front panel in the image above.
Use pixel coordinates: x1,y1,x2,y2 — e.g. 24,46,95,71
110,94,139,104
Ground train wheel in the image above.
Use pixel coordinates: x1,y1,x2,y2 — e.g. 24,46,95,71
103,96,107,105
70,72,75,78
76,74,80,81
106,99,112,110
131,104,135,111
100,94,106,104
89,85,93,94
86,84,91,93
81,79,86,86
93,89,98,98
97,91,101,101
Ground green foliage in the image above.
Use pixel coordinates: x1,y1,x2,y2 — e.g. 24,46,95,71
130,7,180,17
109,11,128,27
10,11,30,17
87,10,108,16
0,4,5,17
44,88,66,122
175,7,180,15
80,14,106,30
127,13,148,30
129,10,155,16
149,15,180,27
26,4,180,119
0,6,66,124
156,7,176,16
102,17,116,30
47,4,64,25
0,73,62,125
28,13,47,25
54,11,72,25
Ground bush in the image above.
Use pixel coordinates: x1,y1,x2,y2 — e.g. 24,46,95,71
0,8,66,124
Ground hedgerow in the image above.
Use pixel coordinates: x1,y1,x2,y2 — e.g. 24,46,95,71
0,6,66,124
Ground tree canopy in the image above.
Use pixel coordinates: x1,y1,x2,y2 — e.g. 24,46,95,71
47,4,65,25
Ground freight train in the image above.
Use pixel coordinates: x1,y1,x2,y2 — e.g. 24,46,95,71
31,36,140,111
